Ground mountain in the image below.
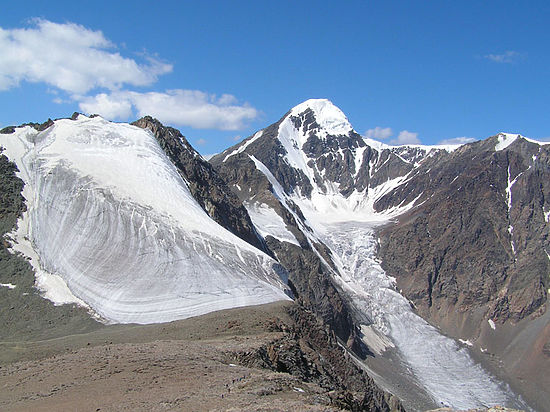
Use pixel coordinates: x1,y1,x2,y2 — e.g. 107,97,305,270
0,114,290,324
212,99,548,411
0,113,404,412
1,100,548,411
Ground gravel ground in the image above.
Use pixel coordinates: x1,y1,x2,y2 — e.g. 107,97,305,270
0,301,340,411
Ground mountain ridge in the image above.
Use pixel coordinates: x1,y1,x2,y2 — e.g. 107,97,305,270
1,100,548,410
212,99,548,410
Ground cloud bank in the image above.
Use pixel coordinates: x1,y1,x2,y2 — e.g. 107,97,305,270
438,136,476,145
0,19,172,94
0,19,259,130
391,130,420,145
365,126,393,140
79,90,259,130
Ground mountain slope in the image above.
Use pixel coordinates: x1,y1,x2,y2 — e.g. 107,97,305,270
132,116,267,252
0,115,290,324
377,133,550,410
211,99,540,410
0,150,101,341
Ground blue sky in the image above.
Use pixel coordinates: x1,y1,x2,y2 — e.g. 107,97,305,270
1,1,549,154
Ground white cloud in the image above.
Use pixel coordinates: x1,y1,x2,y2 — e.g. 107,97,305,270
484,50,523,64
79,92,133,119
365,126,393,140
232,135,242,142
392,130,421,145
438,136,477,145
0,19,259,131
196,138,207,146
0,19,172,94
79,90,259,130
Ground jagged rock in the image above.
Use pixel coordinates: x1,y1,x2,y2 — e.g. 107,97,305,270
232,304,405,412
378,135,549,327
211,122,367,355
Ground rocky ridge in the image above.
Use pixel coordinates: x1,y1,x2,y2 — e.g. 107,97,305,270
132,116,266,252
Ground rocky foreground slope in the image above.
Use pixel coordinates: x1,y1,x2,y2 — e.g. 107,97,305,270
0,301,403,412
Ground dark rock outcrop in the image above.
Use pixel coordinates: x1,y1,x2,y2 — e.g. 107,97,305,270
232,303,404,412
265,237,367,357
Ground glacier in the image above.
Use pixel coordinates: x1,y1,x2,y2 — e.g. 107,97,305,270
236,99,530,410
322,222,526,410
0,115,290,324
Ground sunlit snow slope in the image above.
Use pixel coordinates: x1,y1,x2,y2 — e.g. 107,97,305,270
0,116,290,324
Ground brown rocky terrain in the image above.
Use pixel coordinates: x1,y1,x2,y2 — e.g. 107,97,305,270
377,135,550,411
0,301,404,412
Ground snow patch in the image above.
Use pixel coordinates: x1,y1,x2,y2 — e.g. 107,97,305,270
459,339,473,347
290,99,352,137
0,283,17,289
245,202,300,246
495,133,520,151
488,319,496,330
223,130,263,162
360,324,395,355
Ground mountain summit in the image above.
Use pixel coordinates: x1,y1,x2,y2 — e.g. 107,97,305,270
212,99,549,410
288,98,353,138
1,100,548,411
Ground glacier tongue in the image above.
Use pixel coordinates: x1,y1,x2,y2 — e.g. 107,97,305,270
321,222,526,410
0,116,290,324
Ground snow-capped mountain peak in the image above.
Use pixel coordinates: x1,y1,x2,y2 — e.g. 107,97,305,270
495,132,522,151
288,98,353,138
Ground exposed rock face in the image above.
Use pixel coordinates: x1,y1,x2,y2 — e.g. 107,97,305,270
377,135,549,327
212,147,364,355
132,116,266,252
265,237,367,356
212,104,430,201
375,134,550,411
